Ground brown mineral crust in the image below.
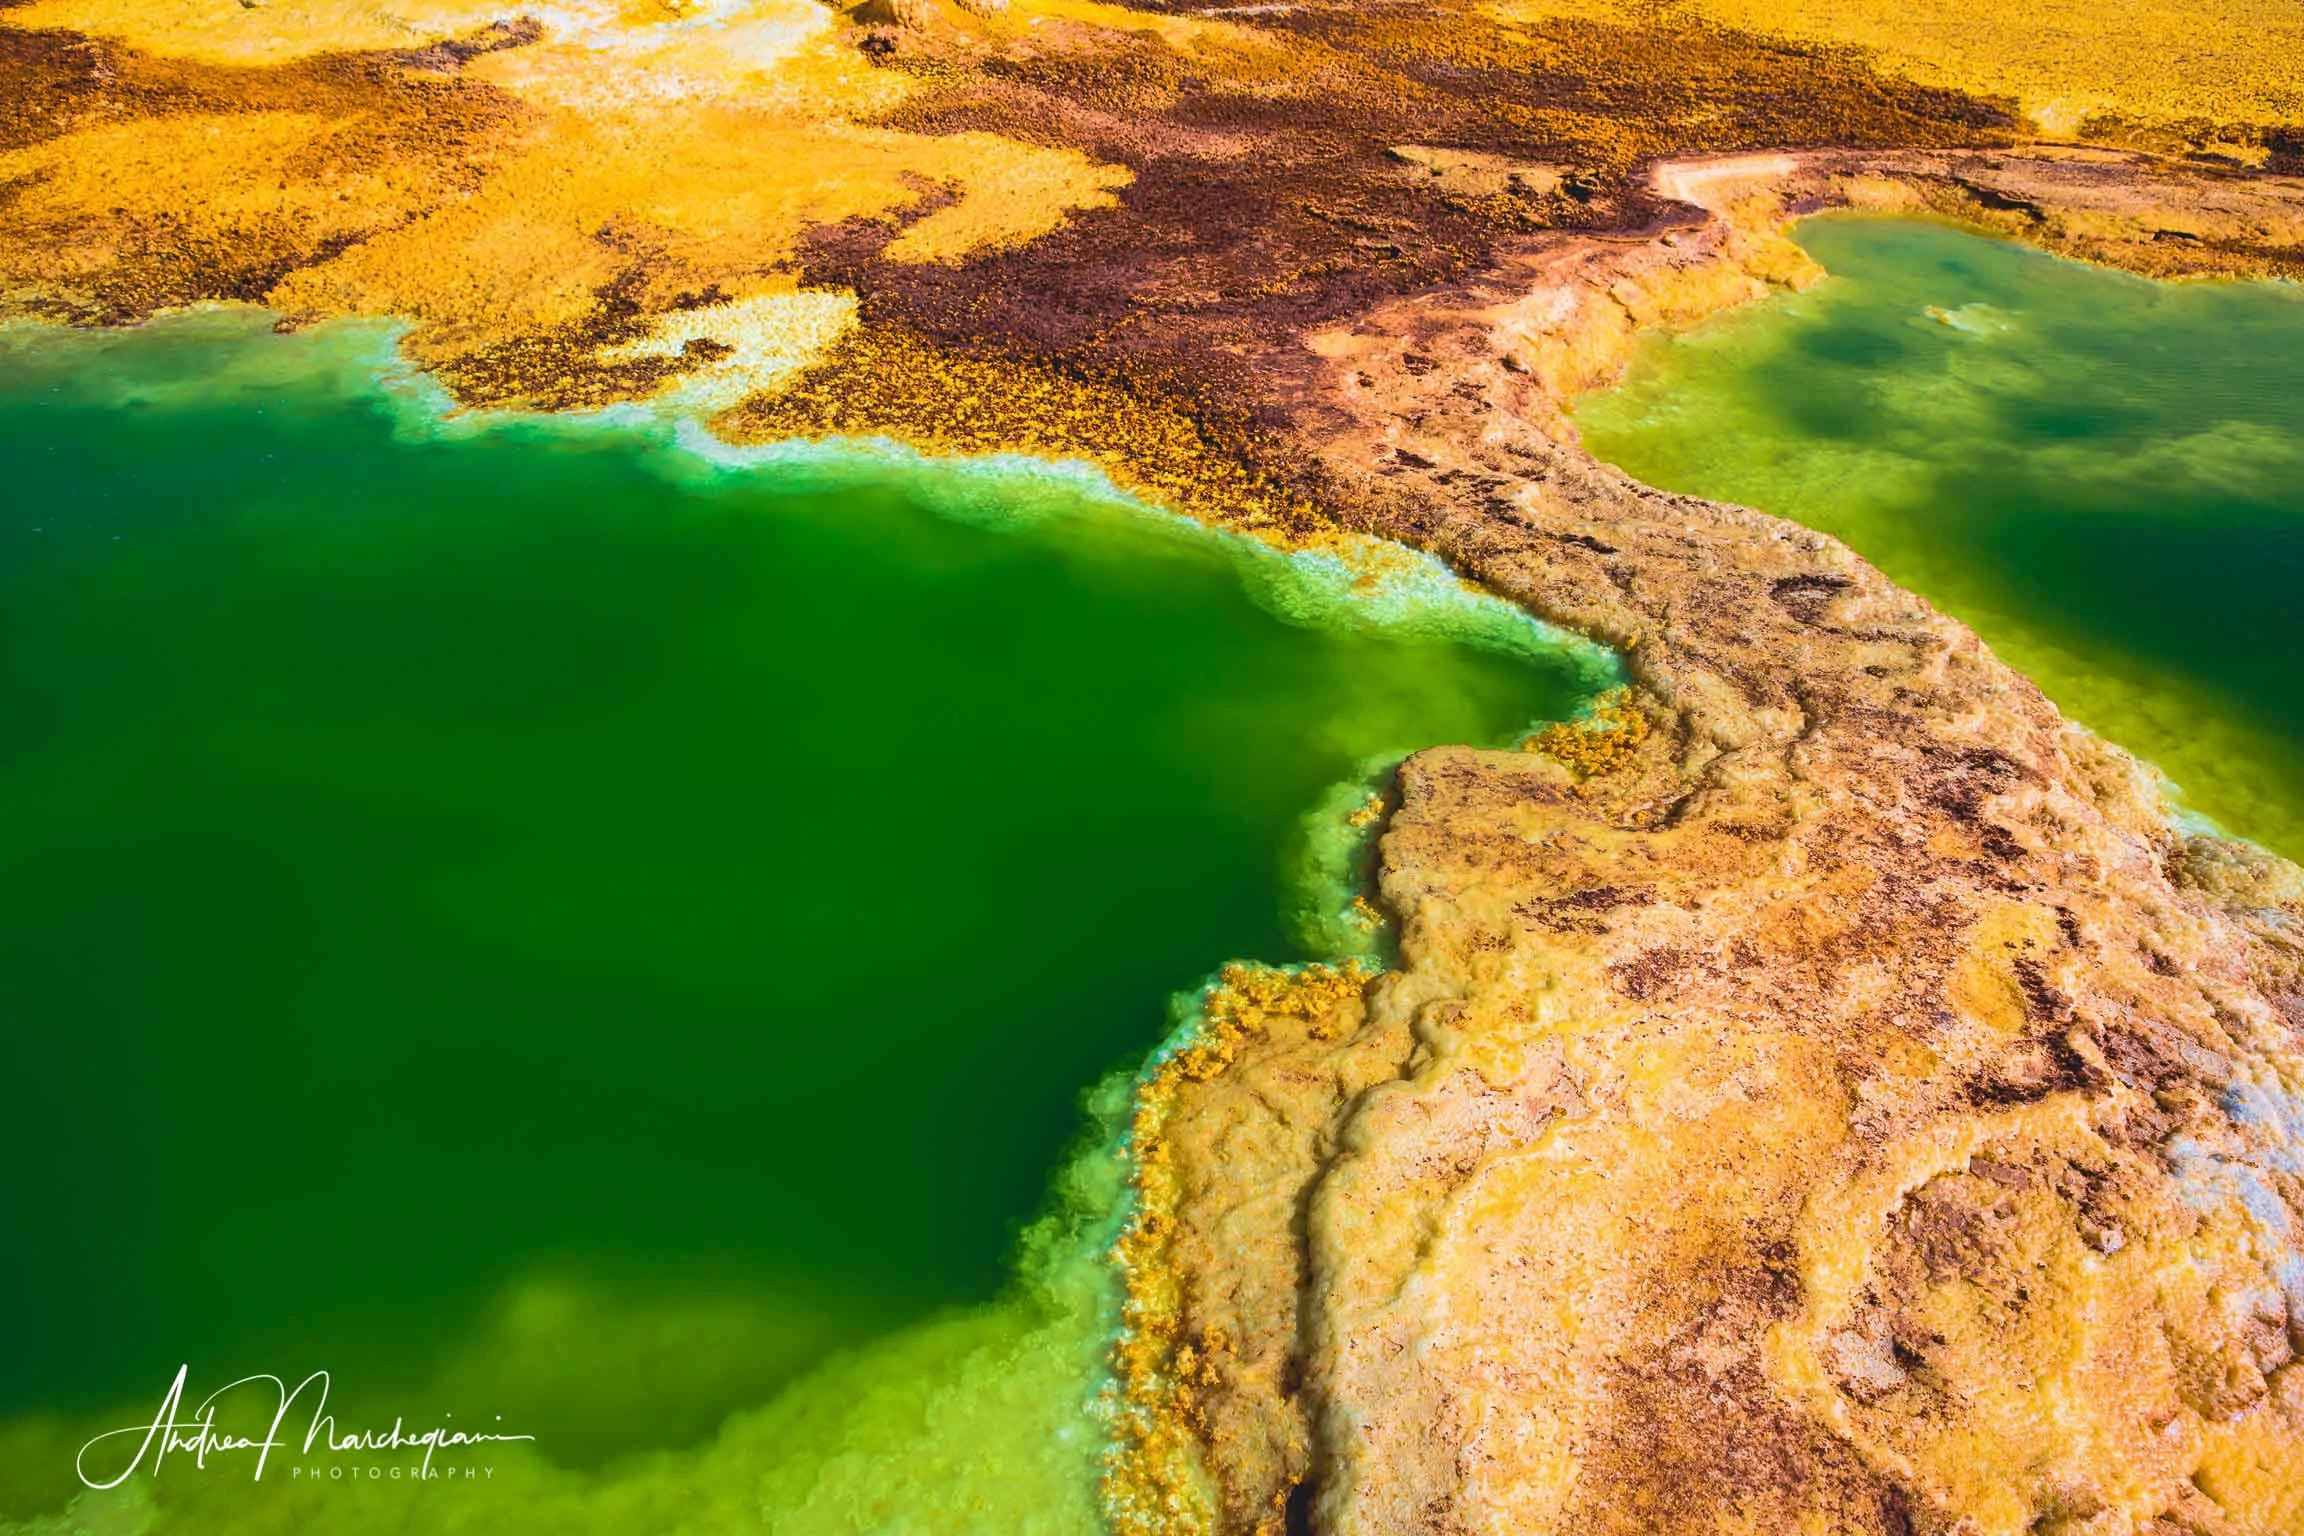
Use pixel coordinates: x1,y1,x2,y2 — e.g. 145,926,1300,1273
810,2,2020,424
1857,146,2304,280
0,25,103,151
1126,149,2304,1534
711,320,1336,539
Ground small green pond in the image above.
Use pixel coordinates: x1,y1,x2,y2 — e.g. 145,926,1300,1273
1577,215,2304,859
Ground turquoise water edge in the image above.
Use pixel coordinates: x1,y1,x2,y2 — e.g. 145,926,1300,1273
0,309,1611,1533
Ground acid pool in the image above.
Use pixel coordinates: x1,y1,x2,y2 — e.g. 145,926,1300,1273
1577,214,2304,858
0,311,1612,1533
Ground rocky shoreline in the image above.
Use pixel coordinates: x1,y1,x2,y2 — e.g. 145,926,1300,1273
1117,148,2304,1535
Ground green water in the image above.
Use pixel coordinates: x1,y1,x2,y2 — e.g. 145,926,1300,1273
0,312,1611,1531
1577,215,2304,859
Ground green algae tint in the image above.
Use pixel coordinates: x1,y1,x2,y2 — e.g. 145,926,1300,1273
0,312,1609,1534
1576,215,2304,860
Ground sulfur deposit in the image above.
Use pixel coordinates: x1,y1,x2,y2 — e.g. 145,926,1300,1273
4,0,2304,1530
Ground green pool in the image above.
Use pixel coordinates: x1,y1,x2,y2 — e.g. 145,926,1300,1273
0,311,1609,1532
1578,215,2304,859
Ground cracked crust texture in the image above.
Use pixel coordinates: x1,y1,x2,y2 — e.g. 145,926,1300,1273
3,1,2304,1531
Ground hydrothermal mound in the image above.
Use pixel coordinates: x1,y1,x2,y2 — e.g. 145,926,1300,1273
1114,152,2304,1535
4,0,2304,1530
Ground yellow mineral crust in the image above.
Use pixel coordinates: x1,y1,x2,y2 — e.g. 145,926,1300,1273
261,111,1124,350
1488,0,2304,138
459,0,880,112
1108,961,1377,1536
1521,686,1652,787
9,0,866,89
1766,1093,2296,1532
0,111,442,291
6,0,526,65
1,0,1128,403
597,285,860,410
